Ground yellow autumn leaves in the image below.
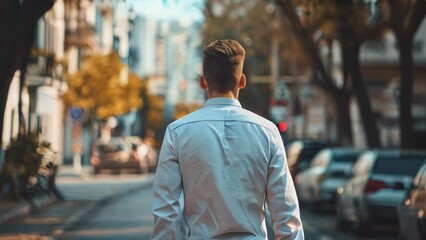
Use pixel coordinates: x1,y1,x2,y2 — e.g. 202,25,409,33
62,52,143,119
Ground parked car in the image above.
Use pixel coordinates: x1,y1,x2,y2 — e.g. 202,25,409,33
335,150,426,233
286,140,330,178
136,138,158,173
397,159,426,240
294,147,363,211
90,137,147,174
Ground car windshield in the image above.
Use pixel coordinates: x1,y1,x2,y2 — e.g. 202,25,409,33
373,156,425,176
298,147,323,163
333,152,361,163
326,152,360,177
99,144,125,153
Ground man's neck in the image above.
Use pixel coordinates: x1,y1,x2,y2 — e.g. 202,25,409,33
208,91,238,99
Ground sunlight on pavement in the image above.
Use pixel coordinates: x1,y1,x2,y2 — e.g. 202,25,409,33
0,234,52,240
58,226,153,238
23,218,62,225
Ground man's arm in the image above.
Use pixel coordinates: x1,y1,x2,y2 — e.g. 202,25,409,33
266,131,304,240
151,127,184,240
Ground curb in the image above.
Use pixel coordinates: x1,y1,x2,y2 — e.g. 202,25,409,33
0,202,31,225
0,193,58,225
50,176,154,238
50,201,97,238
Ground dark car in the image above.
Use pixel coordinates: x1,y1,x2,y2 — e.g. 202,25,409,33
286,140,330,178
397,159,426,240
335,150,426,233
90,137,144,174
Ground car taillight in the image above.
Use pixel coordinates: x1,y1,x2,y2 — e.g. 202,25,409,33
91,156,100,165
364,179,387,194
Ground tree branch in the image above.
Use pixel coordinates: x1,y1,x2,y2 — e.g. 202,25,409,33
389,0,405,37
275,0,337,92
407,0,426,36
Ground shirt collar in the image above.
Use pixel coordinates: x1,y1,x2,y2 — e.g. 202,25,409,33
204,97,242,108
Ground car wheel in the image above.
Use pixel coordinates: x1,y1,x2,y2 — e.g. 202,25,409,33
136,167,147,174
308,200,321,213
335,201,351,231
397,231,405,240
336,217,351,232
352,218,370,236
307,188,321,213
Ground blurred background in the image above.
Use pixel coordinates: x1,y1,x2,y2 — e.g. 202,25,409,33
0,0,426,239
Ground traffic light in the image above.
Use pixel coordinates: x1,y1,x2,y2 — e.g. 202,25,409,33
278,121,288,133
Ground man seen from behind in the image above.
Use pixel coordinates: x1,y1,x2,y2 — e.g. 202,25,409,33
151,39,304,240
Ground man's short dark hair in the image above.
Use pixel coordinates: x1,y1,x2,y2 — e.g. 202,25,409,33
203,39,245,93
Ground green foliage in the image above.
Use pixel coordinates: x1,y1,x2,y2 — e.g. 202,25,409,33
0,133,47,200
5,133,42,175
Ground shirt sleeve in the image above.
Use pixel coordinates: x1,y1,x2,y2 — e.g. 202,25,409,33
266,130,304,240
151,127,184,240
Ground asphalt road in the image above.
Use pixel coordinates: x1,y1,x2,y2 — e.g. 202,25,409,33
0,170,400,240
300,208,398,240
56,175,399,240
57,185,154,240
0,171,154,240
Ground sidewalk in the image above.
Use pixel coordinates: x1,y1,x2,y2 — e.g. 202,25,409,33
0,165,154,239
0,165,90,226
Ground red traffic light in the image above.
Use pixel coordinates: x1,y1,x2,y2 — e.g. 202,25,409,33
278,121,288,132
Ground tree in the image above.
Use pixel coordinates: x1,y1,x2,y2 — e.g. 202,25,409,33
202,0,307,118
61,52,143,127
387,0,426,148
0,0,55,148
334,0,383,148
276,0,354,145
276,0,383,147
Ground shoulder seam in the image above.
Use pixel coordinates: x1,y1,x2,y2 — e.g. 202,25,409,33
169,119,277,133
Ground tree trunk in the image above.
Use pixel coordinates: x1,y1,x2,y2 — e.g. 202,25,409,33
18,70,26,135
388,0,426,148
0,0,54,148
345,42,381,148
397,37,414,148
0,92,8,148
276,0,352,144
333,91,353,146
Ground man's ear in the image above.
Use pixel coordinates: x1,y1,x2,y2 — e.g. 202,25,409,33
200,75,208,89
238,74,246,89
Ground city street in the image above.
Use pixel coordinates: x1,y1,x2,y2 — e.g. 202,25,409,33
0,170,400,240
57,181,154,240
56,169,155,201
301,208,398,240
1,0,425,239
0,170,154,240
58,177,399,240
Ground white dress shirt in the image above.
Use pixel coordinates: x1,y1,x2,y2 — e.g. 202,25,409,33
151,97,304,240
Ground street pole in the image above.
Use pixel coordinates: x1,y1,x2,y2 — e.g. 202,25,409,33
271,36,279,91
71,107,83,173
73,152,82,172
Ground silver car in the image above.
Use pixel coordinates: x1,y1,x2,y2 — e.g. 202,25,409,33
335,150,426,233
294,148,363,212
397,160,426,240
286,140,329,178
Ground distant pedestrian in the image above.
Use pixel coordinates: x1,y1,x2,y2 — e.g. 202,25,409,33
129,143,141,163
151,39,304,239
